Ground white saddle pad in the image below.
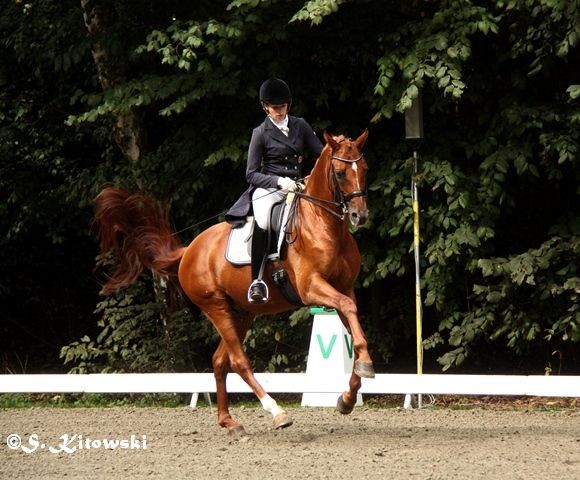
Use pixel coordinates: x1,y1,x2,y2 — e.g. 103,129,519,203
225,219,254,265
225,195,294,265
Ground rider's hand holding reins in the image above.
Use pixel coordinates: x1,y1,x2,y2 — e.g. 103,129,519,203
277,177,298,192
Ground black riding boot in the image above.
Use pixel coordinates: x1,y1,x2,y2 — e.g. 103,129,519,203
248,225,269,304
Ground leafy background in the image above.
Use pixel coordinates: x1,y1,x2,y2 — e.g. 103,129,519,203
1,0,578,375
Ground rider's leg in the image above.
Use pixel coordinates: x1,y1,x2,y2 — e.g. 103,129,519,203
248,224,269,304
248,188,283,304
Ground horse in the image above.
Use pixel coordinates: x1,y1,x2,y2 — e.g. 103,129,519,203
94,130,374,435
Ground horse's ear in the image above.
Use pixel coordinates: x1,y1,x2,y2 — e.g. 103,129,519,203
355,129,369,150
324,131,340,150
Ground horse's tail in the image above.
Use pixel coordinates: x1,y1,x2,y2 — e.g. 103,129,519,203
94,187,186,295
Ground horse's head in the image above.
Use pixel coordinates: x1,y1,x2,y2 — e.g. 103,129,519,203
323,129,369,228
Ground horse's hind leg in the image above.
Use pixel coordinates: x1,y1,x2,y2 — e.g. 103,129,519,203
212,339,245,435
205,303,292,433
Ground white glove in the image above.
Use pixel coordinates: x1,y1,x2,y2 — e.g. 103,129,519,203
277,177,298,192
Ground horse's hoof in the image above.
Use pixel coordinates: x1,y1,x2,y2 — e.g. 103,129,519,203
336,393,354,415
273,412,293,429
354,360,375,378
227,425,247,436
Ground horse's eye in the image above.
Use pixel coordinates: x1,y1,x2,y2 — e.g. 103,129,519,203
335,170,346,180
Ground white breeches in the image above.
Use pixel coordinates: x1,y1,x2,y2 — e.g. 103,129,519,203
252,188,286,230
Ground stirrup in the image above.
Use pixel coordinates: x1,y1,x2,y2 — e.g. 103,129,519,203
248,279,269,304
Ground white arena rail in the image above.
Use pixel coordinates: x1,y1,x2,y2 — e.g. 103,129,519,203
1,373,579,397
2,312,578,403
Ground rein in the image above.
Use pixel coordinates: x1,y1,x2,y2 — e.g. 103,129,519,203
295,190,346,220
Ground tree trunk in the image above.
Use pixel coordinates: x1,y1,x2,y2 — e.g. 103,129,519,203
80,0,148,162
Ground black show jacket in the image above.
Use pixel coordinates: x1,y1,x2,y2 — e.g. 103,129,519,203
225,115,323,226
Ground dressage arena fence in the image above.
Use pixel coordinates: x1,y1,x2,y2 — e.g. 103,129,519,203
4,321,574,406
1,372,579,407
2,310,579,405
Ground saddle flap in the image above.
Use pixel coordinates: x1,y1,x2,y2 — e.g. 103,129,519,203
225,196,296,265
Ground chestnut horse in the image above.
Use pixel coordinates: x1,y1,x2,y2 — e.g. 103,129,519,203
94,130,374,435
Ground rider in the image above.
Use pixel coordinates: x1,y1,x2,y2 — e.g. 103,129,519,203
226,78,323,304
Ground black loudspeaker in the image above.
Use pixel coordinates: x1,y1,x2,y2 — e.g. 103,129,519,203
405,92,424,140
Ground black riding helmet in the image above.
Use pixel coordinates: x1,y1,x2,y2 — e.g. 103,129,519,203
259,78,292,106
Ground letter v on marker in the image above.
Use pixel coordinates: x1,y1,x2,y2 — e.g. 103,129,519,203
316,334,337,359
344,334,353,359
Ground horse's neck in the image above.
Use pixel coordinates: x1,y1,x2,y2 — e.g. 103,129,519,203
305,148,334,198
300,156,348,240
303,166,332,204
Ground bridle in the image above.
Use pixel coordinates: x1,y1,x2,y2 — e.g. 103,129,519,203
294,148,367,221
330,152,367,204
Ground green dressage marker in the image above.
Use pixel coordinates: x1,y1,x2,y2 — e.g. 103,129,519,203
309,307,354,360
308,307,337,315
302,307,363,407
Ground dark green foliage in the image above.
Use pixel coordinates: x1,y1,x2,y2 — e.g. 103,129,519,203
60,278,218,373
2,0,578,375
244,308,313,373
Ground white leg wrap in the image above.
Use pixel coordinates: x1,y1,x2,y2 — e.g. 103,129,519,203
260,394,285,418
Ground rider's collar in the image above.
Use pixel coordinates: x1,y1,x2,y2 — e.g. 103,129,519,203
268,115,289,131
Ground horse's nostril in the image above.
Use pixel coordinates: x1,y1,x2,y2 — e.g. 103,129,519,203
354,211,368,227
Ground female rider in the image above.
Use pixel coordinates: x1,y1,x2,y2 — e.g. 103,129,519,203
226,78,323,304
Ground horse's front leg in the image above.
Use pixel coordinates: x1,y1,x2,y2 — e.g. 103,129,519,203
303,280,374,375
302,280,374,414
336,305,375,378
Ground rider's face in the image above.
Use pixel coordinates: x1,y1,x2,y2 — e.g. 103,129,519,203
263,103,289,122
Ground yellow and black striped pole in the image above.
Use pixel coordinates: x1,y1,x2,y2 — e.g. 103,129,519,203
404,92,424,409
411,147,423,408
